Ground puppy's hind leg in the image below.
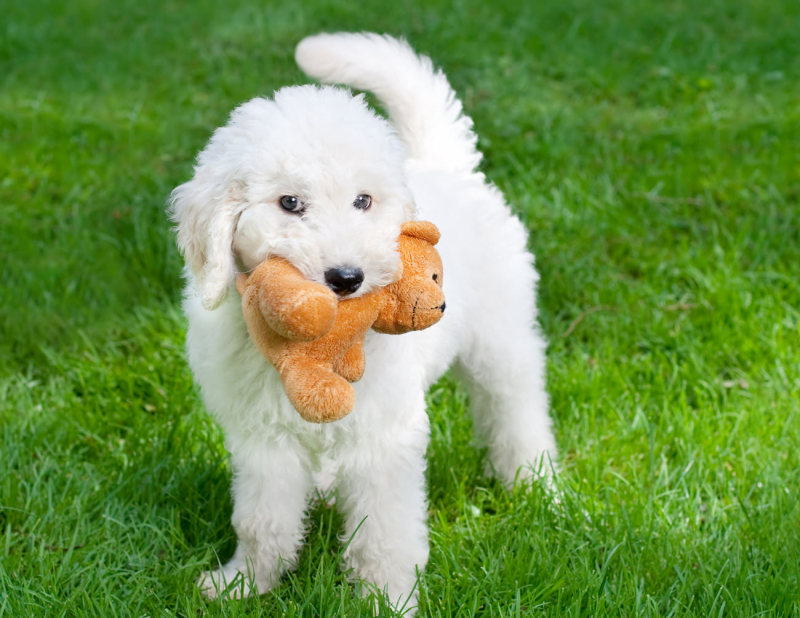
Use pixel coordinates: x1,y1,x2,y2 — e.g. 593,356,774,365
456,268,558,487
457,324,557,487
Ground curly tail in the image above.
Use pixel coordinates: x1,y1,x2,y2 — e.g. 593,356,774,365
296,32,481,176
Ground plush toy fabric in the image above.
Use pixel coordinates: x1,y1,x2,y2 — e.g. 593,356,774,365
236,221,445,423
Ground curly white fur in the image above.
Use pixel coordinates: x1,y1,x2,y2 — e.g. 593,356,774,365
170,32,557,614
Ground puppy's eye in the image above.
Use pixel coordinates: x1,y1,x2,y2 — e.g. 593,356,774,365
279,195,304,214
353,194,372,210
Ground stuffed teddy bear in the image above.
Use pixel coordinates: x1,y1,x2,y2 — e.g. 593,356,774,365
236,221,446,423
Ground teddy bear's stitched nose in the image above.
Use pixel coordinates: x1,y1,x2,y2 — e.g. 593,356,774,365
325,267,364,296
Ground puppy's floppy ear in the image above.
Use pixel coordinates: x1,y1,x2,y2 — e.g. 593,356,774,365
168,175,245,310
400,220,440,245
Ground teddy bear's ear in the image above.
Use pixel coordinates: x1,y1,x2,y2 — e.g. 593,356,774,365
400,221,441,245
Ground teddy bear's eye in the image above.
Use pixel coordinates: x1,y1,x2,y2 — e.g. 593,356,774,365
432,274,438,281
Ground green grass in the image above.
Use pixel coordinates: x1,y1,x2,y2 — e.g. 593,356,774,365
2,0,800,615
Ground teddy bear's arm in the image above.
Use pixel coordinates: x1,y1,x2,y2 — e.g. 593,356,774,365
241,257,338,342
332,341,365,383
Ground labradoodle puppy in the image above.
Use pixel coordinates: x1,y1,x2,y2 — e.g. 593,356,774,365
169,32,557,613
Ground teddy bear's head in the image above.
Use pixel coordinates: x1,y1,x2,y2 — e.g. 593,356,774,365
388,221,446,332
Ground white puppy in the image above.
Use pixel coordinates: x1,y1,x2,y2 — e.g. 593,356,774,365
170,32,557,613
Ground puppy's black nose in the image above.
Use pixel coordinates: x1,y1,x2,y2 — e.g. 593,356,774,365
324,267,364,296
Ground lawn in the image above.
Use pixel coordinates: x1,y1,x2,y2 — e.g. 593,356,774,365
2,0,800,615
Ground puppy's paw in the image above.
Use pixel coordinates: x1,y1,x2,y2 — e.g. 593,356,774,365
357,581,419,618
487,451,559,494
197,567,255,600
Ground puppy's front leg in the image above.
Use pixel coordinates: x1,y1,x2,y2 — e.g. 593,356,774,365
335,419,430,614
198,438,312,599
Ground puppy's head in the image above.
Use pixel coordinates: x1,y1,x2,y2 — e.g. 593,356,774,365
169,85,413,310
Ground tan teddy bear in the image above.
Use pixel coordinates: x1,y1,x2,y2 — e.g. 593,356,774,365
236,221,446,423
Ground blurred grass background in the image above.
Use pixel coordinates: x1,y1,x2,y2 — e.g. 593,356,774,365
2,0,799,615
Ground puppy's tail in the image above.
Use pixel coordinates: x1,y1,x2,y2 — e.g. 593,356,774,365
296,32,481,176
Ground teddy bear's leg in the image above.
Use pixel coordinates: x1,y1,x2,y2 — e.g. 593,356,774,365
278,358,356,423
334,390,430,615
331,341,365,383
198,435,312,599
